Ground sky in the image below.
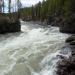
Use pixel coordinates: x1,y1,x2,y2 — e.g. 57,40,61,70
5,0,43,7
21,0,43,7
4,0,43,13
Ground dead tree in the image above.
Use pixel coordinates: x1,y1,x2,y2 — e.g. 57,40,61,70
0,0,2,12
8,0,11,13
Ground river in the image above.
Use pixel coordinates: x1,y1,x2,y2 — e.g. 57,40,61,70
0,21,69,75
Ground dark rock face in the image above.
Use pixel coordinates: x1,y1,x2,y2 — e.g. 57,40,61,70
70,41,75,45
47,10,64,27
57,56,75,75
66,36,75,43
47,15,55,25
66,35,75,45
56,36,75,75
47,12,75,34
59,14,75,33
60,24,75,33
0,17,21,34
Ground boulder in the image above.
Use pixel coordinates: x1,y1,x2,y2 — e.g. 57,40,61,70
65,36,75,43
70,41,75,45
0,16,21,34
65,35,75,45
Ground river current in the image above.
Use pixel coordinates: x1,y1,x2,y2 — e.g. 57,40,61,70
0,21,69,75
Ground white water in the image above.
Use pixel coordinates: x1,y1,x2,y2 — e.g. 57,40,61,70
0,21,69,75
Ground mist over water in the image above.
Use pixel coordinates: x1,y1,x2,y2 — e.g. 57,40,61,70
0,21,68,75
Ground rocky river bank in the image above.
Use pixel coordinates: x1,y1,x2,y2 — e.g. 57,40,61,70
56,35,75,75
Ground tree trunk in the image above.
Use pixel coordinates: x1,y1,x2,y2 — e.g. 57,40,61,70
8,0,11,13
0,0,2,12
3,0,4,13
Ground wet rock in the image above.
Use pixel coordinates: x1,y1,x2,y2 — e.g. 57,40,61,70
65,35,75,46
65,36,75,43
0,17,21,34
56,44,75,75
70,41,75,45
57,55,65,59
57,57,75,75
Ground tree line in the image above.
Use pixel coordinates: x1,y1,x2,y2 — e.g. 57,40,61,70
0,0,21,13
20,0,75,22
0,0,75,23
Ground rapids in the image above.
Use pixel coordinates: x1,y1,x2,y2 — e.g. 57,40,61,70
0,21,69,75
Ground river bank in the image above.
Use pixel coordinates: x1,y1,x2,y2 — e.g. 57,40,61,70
56,35,75,75
0,13,21,34
21,12,75,34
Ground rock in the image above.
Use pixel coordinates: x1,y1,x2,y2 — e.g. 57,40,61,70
56,44,75,75
70,41,75,45
65,36,75,43
59,14,75,33
0,17,21,34
65,35,75,45
60,24,75,33
47,15,55,25
57,56,75,75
